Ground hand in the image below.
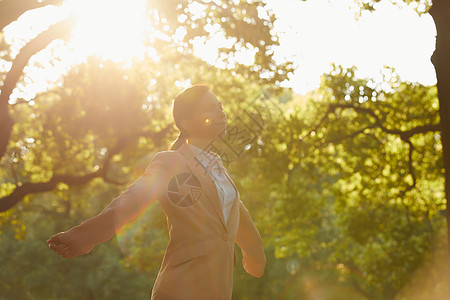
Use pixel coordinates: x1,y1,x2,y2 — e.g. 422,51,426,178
47,233,73,258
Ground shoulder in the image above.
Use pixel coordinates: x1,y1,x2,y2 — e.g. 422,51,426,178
144,151,177,173
151,150,174,162
147,150,187,177
150,150,183,165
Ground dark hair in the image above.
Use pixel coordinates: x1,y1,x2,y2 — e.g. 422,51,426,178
169,84,210,150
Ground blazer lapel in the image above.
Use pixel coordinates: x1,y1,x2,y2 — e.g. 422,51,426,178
178,143,229,231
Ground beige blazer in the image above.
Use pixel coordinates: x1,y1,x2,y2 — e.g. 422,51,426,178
59,142,266,300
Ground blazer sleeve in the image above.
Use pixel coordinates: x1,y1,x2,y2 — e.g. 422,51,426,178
235,200,266,277
57,151,168,258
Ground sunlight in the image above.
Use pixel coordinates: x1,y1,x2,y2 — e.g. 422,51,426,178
3,0,149,102
64,0,147,62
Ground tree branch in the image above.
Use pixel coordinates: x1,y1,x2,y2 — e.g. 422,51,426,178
0,16,74,162
0,125,173,212
304,102,434,198
305,102,441,142
0,171,101,213
1,16,74,106
0,0,63,32
325,125,377,145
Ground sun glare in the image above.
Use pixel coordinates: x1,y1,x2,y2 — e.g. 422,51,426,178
64,0,147,62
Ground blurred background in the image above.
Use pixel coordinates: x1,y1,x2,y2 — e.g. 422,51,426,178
0,0,446,299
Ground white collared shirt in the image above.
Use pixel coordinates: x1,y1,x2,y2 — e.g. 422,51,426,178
187,143,236,225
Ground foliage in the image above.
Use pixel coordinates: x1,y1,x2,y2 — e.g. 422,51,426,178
1,59,445,298
0,0,293,212
0,0,447,299
242,65,445,299
0,188,151,300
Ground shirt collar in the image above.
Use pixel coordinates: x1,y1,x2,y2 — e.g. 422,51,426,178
187,143,220,167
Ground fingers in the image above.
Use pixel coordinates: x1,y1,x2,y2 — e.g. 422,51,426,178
47,234,72,258
47,234,61,244
48,242,72,257
49,242,66,252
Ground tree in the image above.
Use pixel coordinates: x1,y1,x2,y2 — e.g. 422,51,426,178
0,0,293,213
0,49,293,300
298,0,450,292
366,0,450,292
0,0,69,159
246,65,444,298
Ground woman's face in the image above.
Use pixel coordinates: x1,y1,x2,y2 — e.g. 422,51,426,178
182,91,227,140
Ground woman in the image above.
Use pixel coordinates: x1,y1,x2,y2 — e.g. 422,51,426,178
47,84,266,299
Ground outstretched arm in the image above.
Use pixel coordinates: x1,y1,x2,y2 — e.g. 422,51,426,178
47,152,168,258
235,200,266,278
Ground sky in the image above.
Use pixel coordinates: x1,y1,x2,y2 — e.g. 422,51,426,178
3,0,438,99
266,0,437,94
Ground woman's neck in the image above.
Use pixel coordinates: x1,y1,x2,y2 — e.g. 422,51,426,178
187,138,215,151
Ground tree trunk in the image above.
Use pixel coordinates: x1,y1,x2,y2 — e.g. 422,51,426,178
429,0,450,296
